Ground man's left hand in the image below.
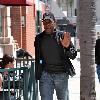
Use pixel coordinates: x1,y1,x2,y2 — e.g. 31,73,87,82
60,32,71,48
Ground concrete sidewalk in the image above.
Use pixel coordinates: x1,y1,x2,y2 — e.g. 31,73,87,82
68,52,100,100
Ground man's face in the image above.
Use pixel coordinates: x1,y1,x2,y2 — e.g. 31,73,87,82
43,19,55,34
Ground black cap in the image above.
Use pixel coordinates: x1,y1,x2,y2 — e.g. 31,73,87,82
42,12,55,21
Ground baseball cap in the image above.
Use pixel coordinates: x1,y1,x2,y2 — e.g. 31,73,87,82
42,12,55,22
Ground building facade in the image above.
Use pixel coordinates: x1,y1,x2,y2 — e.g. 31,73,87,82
10,5,36,56
0,0,46,57
0,6,14,57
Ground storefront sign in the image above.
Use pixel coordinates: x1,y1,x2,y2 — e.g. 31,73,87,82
0,0,33,6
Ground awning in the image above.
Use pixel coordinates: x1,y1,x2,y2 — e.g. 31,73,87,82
0,0,33,6
50,0,66,19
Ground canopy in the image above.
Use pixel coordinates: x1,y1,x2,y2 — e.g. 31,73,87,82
50,0,66,19
0,0,33,6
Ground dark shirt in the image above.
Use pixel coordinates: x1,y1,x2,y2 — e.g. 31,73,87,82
41,33,65,73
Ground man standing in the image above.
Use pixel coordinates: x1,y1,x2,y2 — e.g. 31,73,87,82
34,12,77,100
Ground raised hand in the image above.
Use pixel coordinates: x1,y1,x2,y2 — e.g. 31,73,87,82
60,32,71,48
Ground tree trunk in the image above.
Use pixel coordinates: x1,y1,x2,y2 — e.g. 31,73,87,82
77,0,96,100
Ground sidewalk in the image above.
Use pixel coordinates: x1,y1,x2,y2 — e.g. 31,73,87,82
39,52,100,100
68,52,100,100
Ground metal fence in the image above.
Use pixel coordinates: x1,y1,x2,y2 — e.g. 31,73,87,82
0,58,38,100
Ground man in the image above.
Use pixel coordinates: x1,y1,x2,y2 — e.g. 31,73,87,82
34,12,77,100
95,38,100,82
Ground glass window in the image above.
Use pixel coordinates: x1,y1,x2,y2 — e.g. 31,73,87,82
0,15,2,36
36,10,42,34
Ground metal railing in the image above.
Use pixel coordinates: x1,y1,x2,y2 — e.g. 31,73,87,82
0,58,38,100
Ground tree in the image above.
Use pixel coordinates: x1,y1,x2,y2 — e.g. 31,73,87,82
77,0,96,100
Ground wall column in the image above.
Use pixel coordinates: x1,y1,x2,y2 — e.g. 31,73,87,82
0,6,14,57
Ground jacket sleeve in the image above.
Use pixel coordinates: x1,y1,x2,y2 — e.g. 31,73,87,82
34,35,43,80
34,36,40,80
95,39,100,64
95,40,98,63
64,42,77,60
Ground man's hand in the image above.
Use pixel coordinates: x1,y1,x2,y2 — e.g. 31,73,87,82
60,32,71,48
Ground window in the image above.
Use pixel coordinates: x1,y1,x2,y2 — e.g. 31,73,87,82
21,16,26,27
36,10,42,34
58,24,76,37
75,8,77,16
0,15,2,36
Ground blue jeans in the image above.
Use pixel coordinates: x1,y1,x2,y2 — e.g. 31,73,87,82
39,71,69,100
96,64,100,82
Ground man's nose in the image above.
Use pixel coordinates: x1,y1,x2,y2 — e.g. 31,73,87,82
46,23,50,27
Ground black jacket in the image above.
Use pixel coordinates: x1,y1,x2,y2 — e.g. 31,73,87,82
34,31,77,80
95,38,100,64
